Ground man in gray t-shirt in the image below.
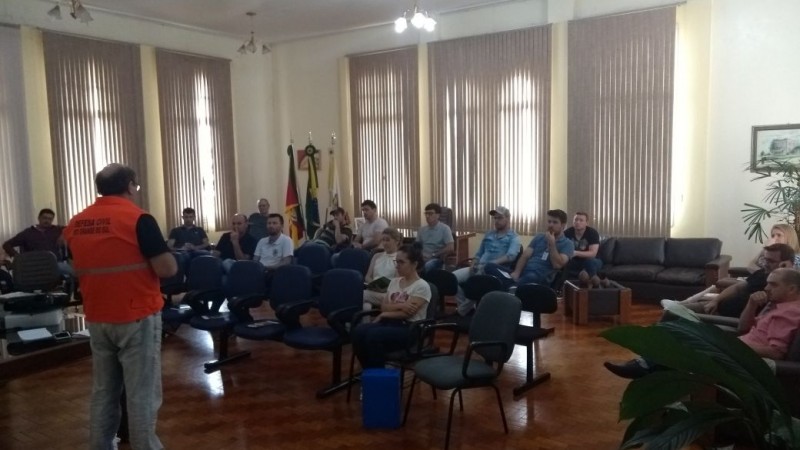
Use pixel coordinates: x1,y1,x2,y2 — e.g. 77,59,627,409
353,200,389,251
417,203,454,273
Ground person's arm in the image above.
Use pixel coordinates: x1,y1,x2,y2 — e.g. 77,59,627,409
166,228,177,250
547,233,570,269
574,243,599,259
737,291,767,333
230,234,248,261
433,242,455,259
333,221,347,244
704,280,748,314
2,231,25,257
136,215,178,278
195,229,210,250
378,297,426,320
747,342,786,360
364,253,379,282
495,234,521,266
511,246,534,280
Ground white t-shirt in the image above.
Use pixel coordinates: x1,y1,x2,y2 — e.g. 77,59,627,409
357,217,389,247
372,252,397,280
253,234,294,268
386,277,431,322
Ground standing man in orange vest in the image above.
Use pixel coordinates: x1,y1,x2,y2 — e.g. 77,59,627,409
64,163,177,450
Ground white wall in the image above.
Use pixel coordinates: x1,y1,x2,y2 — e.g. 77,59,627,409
703,0,800,265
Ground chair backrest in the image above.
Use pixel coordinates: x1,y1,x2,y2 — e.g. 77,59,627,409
515,283,558,329
470,291,521,363
11,251,61,292
0,268,14,294
461,274,503,303
225,260,267,297
318,268,363,317
160,264,186,293
423,269,459,297
269,264,313,309
334,248,372,275
186,256,223,291
787,329,800,362
295,243,332,275
440,206,454,230
425,282,440,320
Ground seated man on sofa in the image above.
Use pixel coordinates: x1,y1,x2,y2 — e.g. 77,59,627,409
663,243,795,318
486,209,574,289
606,267,800,378
563,211,603,285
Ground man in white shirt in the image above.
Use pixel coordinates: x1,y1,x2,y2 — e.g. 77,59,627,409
353,200,389,252
253,214,293,290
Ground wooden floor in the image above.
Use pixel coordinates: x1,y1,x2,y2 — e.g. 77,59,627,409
0,300,663,450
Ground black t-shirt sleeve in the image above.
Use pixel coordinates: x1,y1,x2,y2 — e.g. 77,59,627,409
586,227,601,245
199,228,209,240
137,214,170,258
167,227,178,240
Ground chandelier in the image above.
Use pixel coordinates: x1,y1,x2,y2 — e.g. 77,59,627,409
394,5,436,33
238,12,271,55
47,0,93,23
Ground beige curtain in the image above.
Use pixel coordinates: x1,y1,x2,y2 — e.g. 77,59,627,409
428,26,552,235
0,25,34,241
156,50,236,231
349,46,420,229
43,32,147,221
567,7,676,237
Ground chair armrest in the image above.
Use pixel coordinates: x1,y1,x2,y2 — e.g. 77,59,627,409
695,313,742,333
463,340,508,379
227,293,267,322
327,305,363,336
352,309,380,325
182,288,224,314
425,322,460,355
728,266,751,279
704,255,732,286
775,360,800,377
275,299,316,328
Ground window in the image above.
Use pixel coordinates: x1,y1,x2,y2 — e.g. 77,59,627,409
429,26,552,234
348,47,420,229
42,32,147,221
0,25,33,242
156,50,237,231
567,7,676,236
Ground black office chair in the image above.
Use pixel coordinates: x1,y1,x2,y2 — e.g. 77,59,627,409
446,274,503,353
160,265,189,334
512,283,557,397
279,268,364,398
11,251,68,293
423,269,459,318
333,247,372,276
403,291,521,450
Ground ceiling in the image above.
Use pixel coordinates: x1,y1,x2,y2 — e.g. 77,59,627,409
81,0,519,43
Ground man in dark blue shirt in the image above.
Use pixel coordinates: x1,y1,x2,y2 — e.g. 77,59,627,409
213,214,258,272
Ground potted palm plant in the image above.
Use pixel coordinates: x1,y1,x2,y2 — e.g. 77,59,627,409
742,157,800,243
601,311,799,449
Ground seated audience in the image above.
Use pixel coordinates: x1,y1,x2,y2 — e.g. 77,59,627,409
746,224,800,272
416,203,454,273
167,207,210,272
253,213,294,290
606,267,800,378
351,244,432,369
664,243,795,318
363,228,403,308
248,198,270,241
564,211,603,285
353,200,389,252
2,208,73,276
454,206,521,316
485,209,574,289
213,213,258,272
310,207,353,252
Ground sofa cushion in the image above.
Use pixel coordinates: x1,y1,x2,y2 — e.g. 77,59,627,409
655,267,706,286
604,265,664,282
597,238,616,264
613,238,665,265
664,238,722,268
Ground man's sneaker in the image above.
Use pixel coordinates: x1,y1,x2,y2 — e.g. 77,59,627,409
603,359,652,379
578,270,591,287
590,275,602,288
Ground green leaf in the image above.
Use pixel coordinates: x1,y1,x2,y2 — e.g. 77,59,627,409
620,371,711,420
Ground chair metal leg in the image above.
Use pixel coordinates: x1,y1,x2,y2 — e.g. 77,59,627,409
402,374,419,426
512,342,552,398
445,389,461,450
204,327,251,373
346,350,358,403
491,384,509,434
316,347,355,398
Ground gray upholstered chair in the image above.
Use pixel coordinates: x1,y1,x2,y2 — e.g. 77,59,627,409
403,291,521,450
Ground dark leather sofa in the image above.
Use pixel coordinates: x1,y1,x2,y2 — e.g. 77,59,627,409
597,237,731,303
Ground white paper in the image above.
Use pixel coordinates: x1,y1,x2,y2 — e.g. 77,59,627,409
17,328,53,341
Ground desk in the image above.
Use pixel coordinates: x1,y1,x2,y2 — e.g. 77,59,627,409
397,229,476,266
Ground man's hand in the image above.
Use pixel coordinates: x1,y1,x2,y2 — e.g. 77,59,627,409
230,231,240,242
748,291,768,308
703,298,719,314
545,231,556,246
183,243,195,251
353,241,363,249
510,270,520,281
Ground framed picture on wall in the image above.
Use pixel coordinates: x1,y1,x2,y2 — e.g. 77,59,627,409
751,123,800,171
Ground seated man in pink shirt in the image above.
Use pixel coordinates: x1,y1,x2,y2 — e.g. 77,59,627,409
605,267,800,378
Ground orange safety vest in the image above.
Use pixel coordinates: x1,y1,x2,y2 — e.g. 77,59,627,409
64,196,162,323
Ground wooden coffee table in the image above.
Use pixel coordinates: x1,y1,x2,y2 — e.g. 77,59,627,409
563,279,631,325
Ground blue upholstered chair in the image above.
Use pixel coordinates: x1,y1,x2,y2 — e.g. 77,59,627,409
279,268,363,398
333,247,372,276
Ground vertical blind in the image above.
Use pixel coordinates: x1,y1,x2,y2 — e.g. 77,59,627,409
43,32,147,221
156,50,237,231
349,47,420,229
567,7,676,237
428,26,552,235
0,25,34,242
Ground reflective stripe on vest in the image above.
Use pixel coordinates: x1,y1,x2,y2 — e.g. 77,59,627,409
74,262,149,277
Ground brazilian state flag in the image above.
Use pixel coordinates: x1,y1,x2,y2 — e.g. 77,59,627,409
304,144,321,238
285,145,305,246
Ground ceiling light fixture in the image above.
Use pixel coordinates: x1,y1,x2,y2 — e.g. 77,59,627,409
238,12,271,55
395,4,436,33
47,1,93,23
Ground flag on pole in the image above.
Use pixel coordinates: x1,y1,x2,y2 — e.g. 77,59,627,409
285,145,305,246
326,145,341,219
304,144,321,238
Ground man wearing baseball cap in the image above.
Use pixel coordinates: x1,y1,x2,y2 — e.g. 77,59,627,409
453,206,521,316
310,207,353,253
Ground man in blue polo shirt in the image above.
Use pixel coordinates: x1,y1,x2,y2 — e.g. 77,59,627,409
486,208,574,289
417,203,454,273
454,206,521,316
